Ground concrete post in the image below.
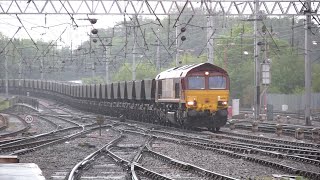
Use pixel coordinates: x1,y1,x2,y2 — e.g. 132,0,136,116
295,128,304,140
275,124,283,136
252,121,259,132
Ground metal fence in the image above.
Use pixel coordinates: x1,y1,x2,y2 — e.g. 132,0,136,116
266,93,320,112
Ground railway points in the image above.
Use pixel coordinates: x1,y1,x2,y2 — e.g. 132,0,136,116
0,96,319,179
0,1,320,178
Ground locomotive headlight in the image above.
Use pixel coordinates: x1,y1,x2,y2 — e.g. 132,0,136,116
218,101,228,106
187,99,197,106
205,71,209,75
187,101,194,106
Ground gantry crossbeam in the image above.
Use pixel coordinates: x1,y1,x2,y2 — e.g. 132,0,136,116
0,0,319,16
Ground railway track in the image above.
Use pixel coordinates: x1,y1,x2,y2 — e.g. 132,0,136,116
0,114,82,145
0,126,82,155
0,113,30,138
109,121,320,179
231,122,317,140
4,97,319,179
69,126,238,180
0,114,8,131
68,126,239,180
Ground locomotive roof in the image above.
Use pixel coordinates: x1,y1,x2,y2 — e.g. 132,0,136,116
155,63,227,80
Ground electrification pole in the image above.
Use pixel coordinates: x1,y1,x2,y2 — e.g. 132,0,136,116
41,53,44,80
207,15,214,63
175,26,179,67
156,38,161,73
305,0,312,126
90,35,95,78
4,48,8,97
18,59,22,95
105,46,109,84
132,20,136,81
254,0,260,121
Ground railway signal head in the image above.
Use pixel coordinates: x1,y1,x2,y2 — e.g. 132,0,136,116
91,29,98,35
89,18,97,24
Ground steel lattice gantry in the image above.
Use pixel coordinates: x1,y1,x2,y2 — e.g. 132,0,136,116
0,0,319,16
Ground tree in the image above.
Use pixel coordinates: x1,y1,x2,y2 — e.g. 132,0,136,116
112,62,157,81
312,63,320,92
82,76,105,84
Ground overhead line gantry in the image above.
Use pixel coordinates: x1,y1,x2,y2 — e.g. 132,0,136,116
0,0,317,125
0,0,319,16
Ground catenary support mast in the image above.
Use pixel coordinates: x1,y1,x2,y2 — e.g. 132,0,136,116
254,0,260,121
305,0,312,126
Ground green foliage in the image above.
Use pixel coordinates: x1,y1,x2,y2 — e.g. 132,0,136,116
1,15,320,101
0,100,9,111
269,51,304,94
312,63,320,92
212,21,320,106
112,62,157,81
82,76,105,84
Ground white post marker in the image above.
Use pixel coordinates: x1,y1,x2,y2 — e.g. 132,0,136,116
24,115,34,124
232,99,240,116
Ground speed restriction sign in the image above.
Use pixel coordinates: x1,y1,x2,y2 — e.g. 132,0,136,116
24,115,34,124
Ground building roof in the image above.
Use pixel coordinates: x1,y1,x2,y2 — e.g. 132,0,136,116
155,63,227,80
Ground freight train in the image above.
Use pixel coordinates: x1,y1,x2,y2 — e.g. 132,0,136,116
0,62,229,131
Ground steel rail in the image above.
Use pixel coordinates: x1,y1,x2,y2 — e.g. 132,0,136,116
151,134,320,179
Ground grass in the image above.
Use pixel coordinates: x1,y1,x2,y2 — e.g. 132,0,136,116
0,98,9,111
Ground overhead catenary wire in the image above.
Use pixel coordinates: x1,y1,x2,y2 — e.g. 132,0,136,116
151,28,173,59
145,0,163,27
197,28,216,58
261,20,281,54
133,15,149,50
172,0,189,28
0,27,21,54
16,15,39,50
59,0,78,28
32,27,68,66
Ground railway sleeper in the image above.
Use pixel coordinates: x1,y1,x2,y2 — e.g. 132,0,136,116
153,134,320,179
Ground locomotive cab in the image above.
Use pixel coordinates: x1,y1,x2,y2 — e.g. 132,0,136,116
155,63,229,130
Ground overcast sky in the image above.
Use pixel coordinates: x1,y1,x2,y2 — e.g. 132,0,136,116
0,1,313,50
0,14,128,48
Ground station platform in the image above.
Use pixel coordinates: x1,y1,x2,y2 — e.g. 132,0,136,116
0,163,45,180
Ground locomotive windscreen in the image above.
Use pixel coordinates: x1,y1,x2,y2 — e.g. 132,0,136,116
209,76,227,89
188,76,205,89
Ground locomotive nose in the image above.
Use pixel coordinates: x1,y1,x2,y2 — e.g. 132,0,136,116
205,98,209,103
